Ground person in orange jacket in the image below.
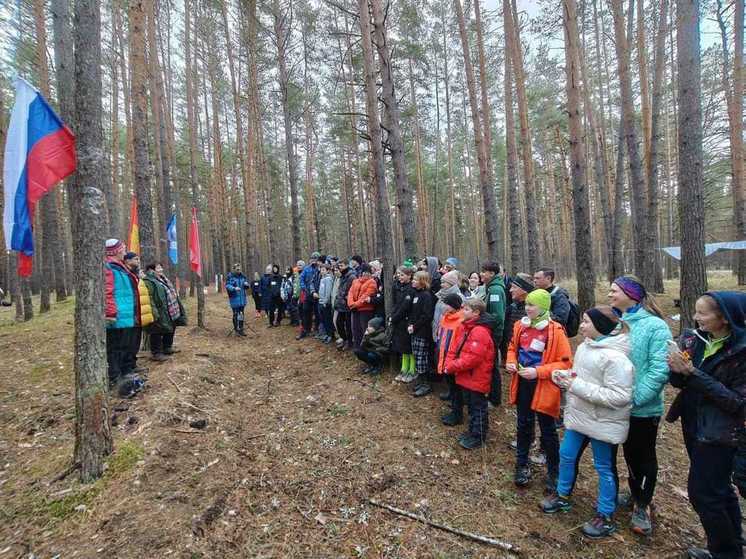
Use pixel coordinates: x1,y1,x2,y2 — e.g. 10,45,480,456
347,263,378,349
506,288,573,490
436,293,465,425
444,297,497,449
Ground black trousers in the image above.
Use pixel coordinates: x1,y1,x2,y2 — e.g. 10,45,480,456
452,385,488,440
685,435,743,559
336,311,353,346
320,304,334,335
122,327,142,372
516,377,559,474
301,298,317,333
622,416,660,507
268,297,284,325
151,330,175,354
353,349,383,368
287,297,299,325
106,327,138,385
232,306,245,331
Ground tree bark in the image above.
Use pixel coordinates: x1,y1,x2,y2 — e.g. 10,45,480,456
72,0,113,482
504,51,523,274
358,0,394,316
609,0,649,283
369,0,418,260
129,0,156,263
454,0,500,261
676,0,708,329
564,0,596,311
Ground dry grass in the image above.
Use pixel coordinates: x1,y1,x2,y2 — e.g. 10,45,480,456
0,271,743,558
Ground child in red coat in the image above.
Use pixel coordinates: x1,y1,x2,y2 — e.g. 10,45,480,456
444,298,497,449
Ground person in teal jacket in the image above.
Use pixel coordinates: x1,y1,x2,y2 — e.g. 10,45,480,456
608,276,672,537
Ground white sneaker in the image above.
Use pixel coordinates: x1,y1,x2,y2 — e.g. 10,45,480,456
400,372,417,383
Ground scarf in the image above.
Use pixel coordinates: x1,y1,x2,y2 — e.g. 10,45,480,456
156,274,181,320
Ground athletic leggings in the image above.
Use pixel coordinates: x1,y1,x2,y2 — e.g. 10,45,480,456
622,416,660,507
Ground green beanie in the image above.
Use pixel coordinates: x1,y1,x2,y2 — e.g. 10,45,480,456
526,288,551,313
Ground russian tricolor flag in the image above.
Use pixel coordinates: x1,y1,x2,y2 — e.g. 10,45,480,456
3,78,76,276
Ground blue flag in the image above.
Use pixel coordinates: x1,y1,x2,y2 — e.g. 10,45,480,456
166,214,178,264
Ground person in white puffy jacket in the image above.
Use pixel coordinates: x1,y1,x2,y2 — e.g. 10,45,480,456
540,305,635,540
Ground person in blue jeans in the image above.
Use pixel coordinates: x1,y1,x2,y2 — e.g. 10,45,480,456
541,305,634,539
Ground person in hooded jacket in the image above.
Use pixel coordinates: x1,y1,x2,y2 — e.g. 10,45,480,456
444,297,496,450
541,305,634,540
506,289,573,491
369,260,386,319
419,256,442,295
481,261,507,406
225,263,250,336
391,266,416,381
432,270,465,400
347,263,378,349
608,276,671,536
266,264,284,327
667,292,746,559
251,272,262,317
259,264,273,314
436,293,465,425
298,253,322,339
407,271,435,388
334,260,355,350
353,317,389,375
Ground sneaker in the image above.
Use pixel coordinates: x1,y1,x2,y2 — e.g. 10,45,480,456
368,365,383,375
441,412,464,426
336,338,345,348
323,336,333,344
541,493,571,514
686,548,712,559
400,372,417,384
237,330,247,337
514,466,532,487
582,513,616,539
163,348,180,355
509,439,518,450
439,389,452,401
151,353,169,362
413,383,432,397
394,372,405,382
630,505,652,536
459,434,484,450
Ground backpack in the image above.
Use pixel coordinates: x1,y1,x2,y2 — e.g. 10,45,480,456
281,278,293,302
565,300,580,337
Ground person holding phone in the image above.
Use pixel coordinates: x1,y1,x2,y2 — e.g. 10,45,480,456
541,306,634,539
667,292,746,559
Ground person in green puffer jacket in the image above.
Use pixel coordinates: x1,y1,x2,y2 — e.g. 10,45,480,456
608,276,672,538
481,261,506,406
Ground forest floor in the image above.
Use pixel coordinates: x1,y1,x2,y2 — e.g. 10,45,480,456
1,272,744,559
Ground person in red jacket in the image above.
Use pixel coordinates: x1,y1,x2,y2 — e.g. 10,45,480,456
347,263,378,349
444,297,497,450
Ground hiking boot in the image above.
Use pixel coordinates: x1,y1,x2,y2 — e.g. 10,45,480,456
686,547,712,559
237,330,247,337
541,493,571,514
441,411,464,426
630,504,652,536
413,383,432,397
151,353,169,362
514,465,532,487
459,433,484,450
582,513,616,539
617,491,634,510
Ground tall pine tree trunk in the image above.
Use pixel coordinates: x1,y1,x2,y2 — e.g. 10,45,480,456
72,0,113,482
677,0,707,329
505,54,523,274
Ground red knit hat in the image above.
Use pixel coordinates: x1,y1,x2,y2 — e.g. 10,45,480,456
105,238,125,257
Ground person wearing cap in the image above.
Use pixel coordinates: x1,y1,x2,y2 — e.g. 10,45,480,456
608,276,671,536
428,270,465,399
225,263,250,336
442,257,459,274
435,292,465,422
506,288,573,491
347,263,378,349
104,239,144,397
443,297,498,449
353,316,389,375
541,305,634,539
668,291,746,559
297,253,322,339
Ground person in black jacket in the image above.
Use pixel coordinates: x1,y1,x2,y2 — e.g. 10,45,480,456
334,260,355,350
667,291,746,559
251,273,262,318
390,267,416,380
407,271,435,394
267,264,284,327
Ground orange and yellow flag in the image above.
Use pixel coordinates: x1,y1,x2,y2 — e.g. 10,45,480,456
128,195,140,254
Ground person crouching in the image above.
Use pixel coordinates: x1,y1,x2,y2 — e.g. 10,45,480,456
353,317,388,375
443,298,496,450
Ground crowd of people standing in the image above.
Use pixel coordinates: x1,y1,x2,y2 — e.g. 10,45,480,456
230,251,746,559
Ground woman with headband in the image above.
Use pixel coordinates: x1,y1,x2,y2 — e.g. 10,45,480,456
541,305,634,539
608,276,672,537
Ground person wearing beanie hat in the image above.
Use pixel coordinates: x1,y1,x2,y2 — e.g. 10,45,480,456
506,287,573,491
444,257,459,273
435,292,465,423
104,238,146,397
225,263,251,336
443,297,498,449
541,305,633,539
347,263,378,349
353,316,388,375
608,276,671,536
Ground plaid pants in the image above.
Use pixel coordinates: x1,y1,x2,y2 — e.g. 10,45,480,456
411,336,430,376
